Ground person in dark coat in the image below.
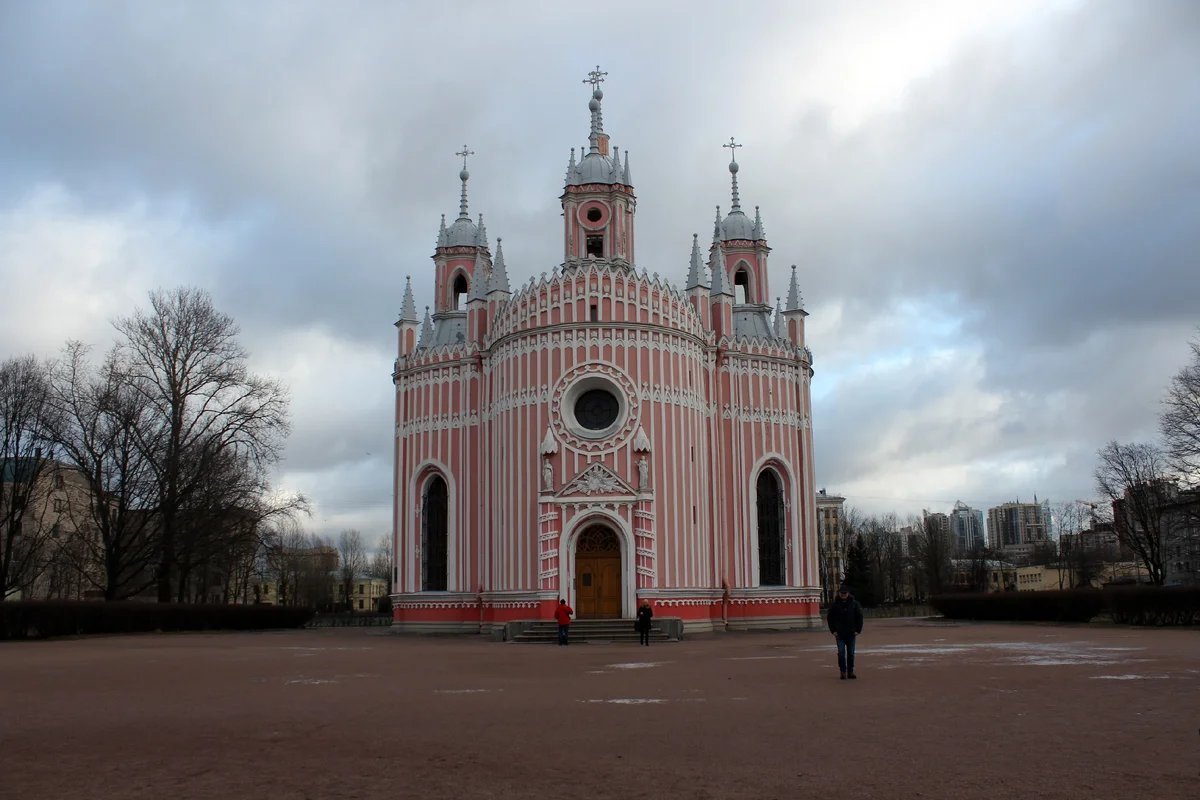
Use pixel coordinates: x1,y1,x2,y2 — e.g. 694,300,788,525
635,599,653,646
826,583,864,679
554,598,573,646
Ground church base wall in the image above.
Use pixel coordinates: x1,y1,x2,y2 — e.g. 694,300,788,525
390,591,821,631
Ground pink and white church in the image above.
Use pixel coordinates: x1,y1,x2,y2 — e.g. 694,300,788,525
390,69,820,633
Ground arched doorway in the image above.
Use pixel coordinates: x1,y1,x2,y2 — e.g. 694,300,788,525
757,469,786,586
575,525,622,618
421,475,448,591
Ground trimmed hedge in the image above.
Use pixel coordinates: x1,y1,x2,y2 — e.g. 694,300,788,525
1104,586,1200,626
930,590,1105,623
931,587,1200,626
0,601,315,641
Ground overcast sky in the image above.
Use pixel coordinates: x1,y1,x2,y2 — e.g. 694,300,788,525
2,0,1197,539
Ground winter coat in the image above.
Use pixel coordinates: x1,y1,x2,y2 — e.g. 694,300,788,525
554,604,573,625
826,594,864,638
635,605,653,632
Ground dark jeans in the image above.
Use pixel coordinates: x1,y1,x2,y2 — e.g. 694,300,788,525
836,633,857,673
639,628,650,646
558,624,570,645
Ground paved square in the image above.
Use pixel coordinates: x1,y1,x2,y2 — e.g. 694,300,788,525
2,619,1195,799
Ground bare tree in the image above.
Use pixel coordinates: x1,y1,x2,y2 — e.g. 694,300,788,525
45,343,160,600
1161,336,1200,482
1095,441,1174,585
370,533,393,591
337,529,367,611
910,513,953,598
0,356,56,599
262,521,334,609
114,288,290,602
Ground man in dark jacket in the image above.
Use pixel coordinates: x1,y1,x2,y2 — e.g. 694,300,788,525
826,583,864,679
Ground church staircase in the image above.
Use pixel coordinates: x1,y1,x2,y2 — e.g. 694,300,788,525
509,619,674,644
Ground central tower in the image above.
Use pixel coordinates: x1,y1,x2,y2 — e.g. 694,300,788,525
561,66,636,268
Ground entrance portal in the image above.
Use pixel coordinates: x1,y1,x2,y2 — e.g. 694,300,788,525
574,525,622,619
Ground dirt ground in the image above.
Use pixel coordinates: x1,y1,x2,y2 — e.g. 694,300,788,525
1,619,1196,800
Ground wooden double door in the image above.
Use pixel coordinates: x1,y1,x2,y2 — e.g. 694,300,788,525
575,525,622,619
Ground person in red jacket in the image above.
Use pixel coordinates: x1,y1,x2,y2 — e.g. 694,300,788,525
554,598,574,646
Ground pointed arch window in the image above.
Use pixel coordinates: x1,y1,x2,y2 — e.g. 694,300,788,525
421,475,448,591
757,469,786,586
452,274,469,310
734,263,752,304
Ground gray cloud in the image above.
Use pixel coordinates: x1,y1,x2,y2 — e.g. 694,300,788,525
2,0,1197,533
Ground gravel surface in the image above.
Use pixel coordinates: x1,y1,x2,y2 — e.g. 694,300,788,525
2,619,1196,799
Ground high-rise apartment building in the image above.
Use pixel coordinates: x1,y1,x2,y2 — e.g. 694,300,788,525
949,501,985,554
987,500,1050,559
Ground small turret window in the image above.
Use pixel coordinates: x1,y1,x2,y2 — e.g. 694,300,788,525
586,235,604,258
586,207,603,222
452,274,468,309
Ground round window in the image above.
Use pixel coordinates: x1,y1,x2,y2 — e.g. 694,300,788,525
575,389,619,431
586,207,603,222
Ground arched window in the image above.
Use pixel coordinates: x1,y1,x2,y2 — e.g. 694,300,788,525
421,475,448,591
757,469,786,586
734,263,752,304
452,274,469,310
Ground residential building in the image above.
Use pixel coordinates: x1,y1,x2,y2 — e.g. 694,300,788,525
987,499,1051,561
815,488,845,603
949,501,985,554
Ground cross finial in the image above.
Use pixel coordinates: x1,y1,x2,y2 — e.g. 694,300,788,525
723,137,742,162
456,145,475,171
583,65,608,90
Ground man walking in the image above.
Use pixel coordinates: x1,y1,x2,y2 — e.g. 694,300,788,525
827,583,863,679
554,598,574,646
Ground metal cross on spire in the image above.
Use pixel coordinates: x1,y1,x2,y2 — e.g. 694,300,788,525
583,65,608,90
456,145,475,171
722,137,742,163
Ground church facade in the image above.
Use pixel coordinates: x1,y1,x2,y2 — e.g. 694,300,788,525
391,70,820,632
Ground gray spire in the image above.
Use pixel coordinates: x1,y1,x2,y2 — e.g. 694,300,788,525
723,137,744,213
610,146,621,180
566,148,576,182
584,65,608,153
437,214,447,248
475,214,488,249
785,265,802,311
488,237,511,294
468,252,488,303
686,233,707,290
455,145,474,221
712,206,722,244
709,241,732,297
774,297,785,338
752,206,764,240
622,150,631,184
419,306,434,346
400,276,418,322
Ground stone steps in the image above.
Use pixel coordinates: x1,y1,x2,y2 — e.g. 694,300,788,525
510,619,674,644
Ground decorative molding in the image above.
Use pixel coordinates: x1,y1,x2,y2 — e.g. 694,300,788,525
720,405,809,428
397,411,480,437
559,462,635,497
550,363,640,454
540,427,558,455
632,426,651,452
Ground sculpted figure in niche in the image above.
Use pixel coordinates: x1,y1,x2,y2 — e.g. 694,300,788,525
542,458,554,492
637,455,650,490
